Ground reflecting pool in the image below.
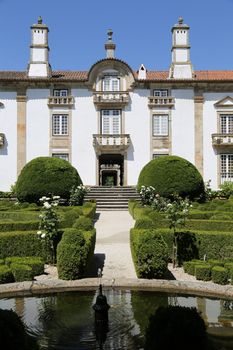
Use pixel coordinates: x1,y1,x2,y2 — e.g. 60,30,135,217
0,289,233,349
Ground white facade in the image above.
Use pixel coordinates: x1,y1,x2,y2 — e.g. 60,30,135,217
1,17,233,190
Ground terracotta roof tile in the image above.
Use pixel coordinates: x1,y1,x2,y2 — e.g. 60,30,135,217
1,70,233,82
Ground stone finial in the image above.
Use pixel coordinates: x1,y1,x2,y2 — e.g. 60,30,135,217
38,16,43,24
178,16,183,25
105,28,116,58
107,29,113,42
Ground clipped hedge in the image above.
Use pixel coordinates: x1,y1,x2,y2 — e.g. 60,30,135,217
5,256,44,276
11,263,33,282
15,156,82,203
211,266,229,285
195,264,212,281
82,202,97,219
0,211,39,221
72,216,93,231
137,156,204,199
0,220,39,232
0,231,51,261
57,228,96,280
62,207,82,227
132,228,233,262
0,265,14,284
130,229,169,279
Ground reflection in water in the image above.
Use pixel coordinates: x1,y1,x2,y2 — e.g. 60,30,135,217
0,290,232,349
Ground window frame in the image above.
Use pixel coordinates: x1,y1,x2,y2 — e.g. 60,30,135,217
101,109,121,134
102,76,120,92
53,89,68,97
220,114,233,134
52,114,68,136
153,114,169,136
220,154,233,184
153,89,168,97
52,153,69,161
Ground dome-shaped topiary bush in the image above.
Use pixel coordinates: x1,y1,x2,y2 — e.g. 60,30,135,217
15,157,82,203
137,156,204,199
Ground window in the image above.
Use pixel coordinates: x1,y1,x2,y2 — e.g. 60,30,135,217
220,154,233,183
103,76,120,91
53,89,68,97
52,115,68,135
153,115,168,136
153,89,168,97
153,153,168,159
52,153,69,161
220,114,233,133
101,110,121,134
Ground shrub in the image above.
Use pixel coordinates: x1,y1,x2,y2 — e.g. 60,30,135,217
5,256,44,276
0,231,51,261
81,202,96,219
220,181,233,198
131,229,169,279
57,228,96,280
69,185,90,206
224,262,233,271
62,207,82,227
183,260,205,275
211,266,229,285
0,220,39,232
128,200,138,217
207,259,224,267
15,157,82,203
137,156,205,199
195,264,211,281
11,263,33,282
144,306,208,350
0,259,4,265
72,216,93,231
134,218,156,229
0,265,14,284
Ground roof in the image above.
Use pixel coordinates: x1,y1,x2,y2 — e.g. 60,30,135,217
1,70,233,82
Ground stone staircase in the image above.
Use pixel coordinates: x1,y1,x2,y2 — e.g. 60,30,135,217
84,186,140,211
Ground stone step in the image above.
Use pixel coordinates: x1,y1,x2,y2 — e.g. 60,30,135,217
84,186,140,211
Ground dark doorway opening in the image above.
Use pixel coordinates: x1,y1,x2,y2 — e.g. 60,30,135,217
99,154,124,186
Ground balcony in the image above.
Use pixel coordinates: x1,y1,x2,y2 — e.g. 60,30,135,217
93,92,130,107
148,96,175,108
212,134,233,147
0,133,4,147
48,96,74,108
93,134,130,152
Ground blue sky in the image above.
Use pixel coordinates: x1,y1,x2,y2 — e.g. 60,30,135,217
0,0,232,72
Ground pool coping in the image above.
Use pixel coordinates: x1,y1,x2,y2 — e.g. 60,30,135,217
0,278,233,299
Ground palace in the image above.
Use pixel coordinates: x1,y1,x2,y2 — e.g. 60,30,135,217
1,16,233,191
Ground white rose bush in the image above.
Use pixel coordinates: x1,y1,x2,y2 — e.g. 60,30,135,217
37,195,61,264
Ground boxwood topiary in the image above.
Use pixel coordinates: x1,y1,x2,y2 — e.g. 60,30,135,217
15,157,82,203
5,256,44,276
0,265,14,284
195,264,211,281
211,266,229,285
137,156,204,199
72,216,93,231
57,229,87,280
136,232,169,279
11,263,33,282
